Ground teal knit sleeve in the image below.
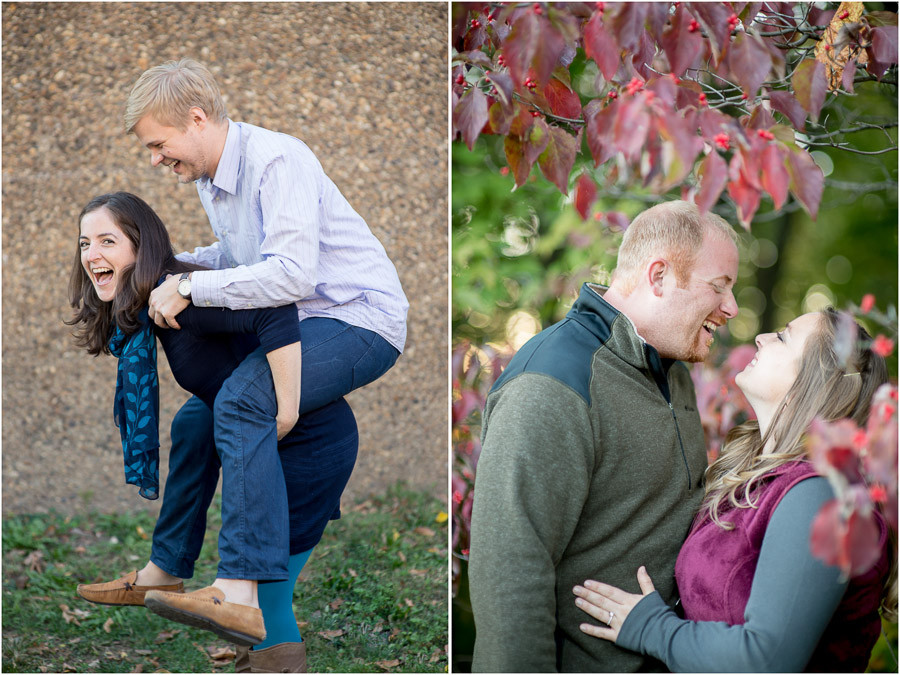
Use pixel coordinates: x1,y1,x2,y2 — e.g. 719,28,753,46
469,374,596,673
616,477,846,672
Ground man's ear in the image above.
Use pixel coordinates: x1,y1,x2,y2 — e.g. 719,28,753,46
187,106,208,129
646,258,668,298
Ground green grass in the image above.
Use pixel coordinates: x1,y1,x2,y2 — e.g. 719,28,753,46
2,483,448,673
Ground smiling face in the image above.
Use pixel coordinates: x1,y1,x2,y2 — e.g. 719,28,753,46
132,113,210,184
652,229,739,362
79,207,137,303
736,312,823,410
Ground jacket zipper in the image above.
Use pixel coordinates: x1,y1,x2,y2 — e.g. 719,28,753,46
668,401,693,491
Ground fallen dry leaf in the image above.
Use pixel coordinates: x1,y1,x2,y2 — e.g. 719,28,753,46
410,569,427,576
24,550,45,573
73,546,87,555
318,629,345,640
435,511,449,523
131,664,143,673
103,617,114,633
348,569,357,578
397,551,407,563
375,659,402,670
414,526,436,537
154,629,180,644
136,525,149,540
329,598,345,610
207,646,235,661
404,598,414,608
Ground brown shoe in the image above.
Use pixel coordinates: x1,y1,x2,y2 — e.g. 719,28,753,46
249,642,307,673
235,645,251,673
145,586,266,646
76,570,184,607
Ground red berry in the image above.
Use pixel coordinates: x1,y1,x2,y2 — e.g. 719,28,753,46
455,74,465,86
688,19,700,33
607,90,618,99
728,13,739,29
533,3,542,15
531,111,541,117
824,44,832,52
497,54,506,66
757,129,775,140
860,293,876,314
838,10,849,20
714,133,730,151
872,335,895,357
470,18,481,28
625,77,644,96
698,92,708,106
741,92,749,100
595,1,606,11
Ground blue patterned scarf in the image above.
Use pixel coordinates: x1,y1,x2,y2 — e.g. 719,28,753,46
108,309,160,500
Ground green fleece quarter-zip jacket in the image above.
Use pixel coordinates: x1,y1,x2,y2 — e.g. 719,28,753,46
469,283,708,673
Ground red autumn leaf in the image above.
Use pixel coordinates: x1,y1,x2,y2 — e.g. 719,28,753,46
768,90,807,131
632,30,657,81
661,4,704,77
728,31,772,97
613,96,651,164
609,2,648,54
785,147,825,219
502,12,565,87
453,87,489,151
543,79,582,120
504,135,532,188
806,417,864,482
694,151,728,215
463,23,488,52
867,26,899,79
644,2,671,42
727,153,761,227
811,501,882,578
538,127,578,195
870,25,899,63
841,56,857,93
760,143,789,209
657,113,705,189
583,12,620,81
574,173,598,220
688,2,734,64
586,99,618,167
489,100,516,136
524,117,550,167
509,102,536,137
486,71,514,108
792,59,827,121
605,211,631,231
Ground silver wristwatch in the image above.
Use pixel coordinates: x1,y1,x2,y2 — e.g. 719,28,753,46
177,272,192,300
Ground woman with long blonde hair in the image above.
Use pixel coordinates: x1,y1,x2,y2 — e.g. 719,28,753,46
572,308,896,672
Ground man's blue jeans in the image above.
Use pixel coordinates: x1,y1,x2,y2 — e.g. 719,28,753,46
149,318,399,580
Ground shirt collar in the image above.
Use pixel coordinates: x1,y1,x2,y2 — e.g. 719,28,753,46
201,119,240,195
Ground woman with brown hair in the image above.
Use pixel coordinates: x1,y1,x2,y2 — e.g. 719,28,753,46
69,191,383,671
572,308,896,672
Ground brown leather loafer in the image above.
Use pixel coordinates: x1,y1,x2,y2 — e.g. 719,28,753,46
76,570,184,606
144,586,266,646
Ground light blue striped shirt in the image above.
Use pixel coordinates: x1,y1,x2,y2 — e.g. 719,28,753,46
177,120,408,352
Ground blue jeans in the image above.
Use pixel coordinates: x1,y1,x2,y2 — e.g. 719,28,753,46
150,318,399,579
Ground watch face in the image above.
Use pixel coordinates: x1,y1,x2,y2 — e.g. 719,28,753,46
178,279,191,297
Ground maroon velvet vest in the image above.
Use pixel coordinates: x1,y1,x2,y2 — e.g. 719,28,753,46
674,460,889,673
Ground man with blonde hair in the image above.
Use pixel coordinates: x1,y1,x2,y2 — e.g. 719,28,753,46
77,59,408,672
469,200,740,672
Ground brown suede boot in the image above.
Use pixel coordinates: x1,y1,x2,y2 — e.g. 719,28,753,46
144,586,266,646
234,645,251,673
248,642,307,673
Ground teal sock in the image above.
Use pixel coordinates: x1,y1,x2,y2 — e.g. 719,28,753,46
254,548,313,650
